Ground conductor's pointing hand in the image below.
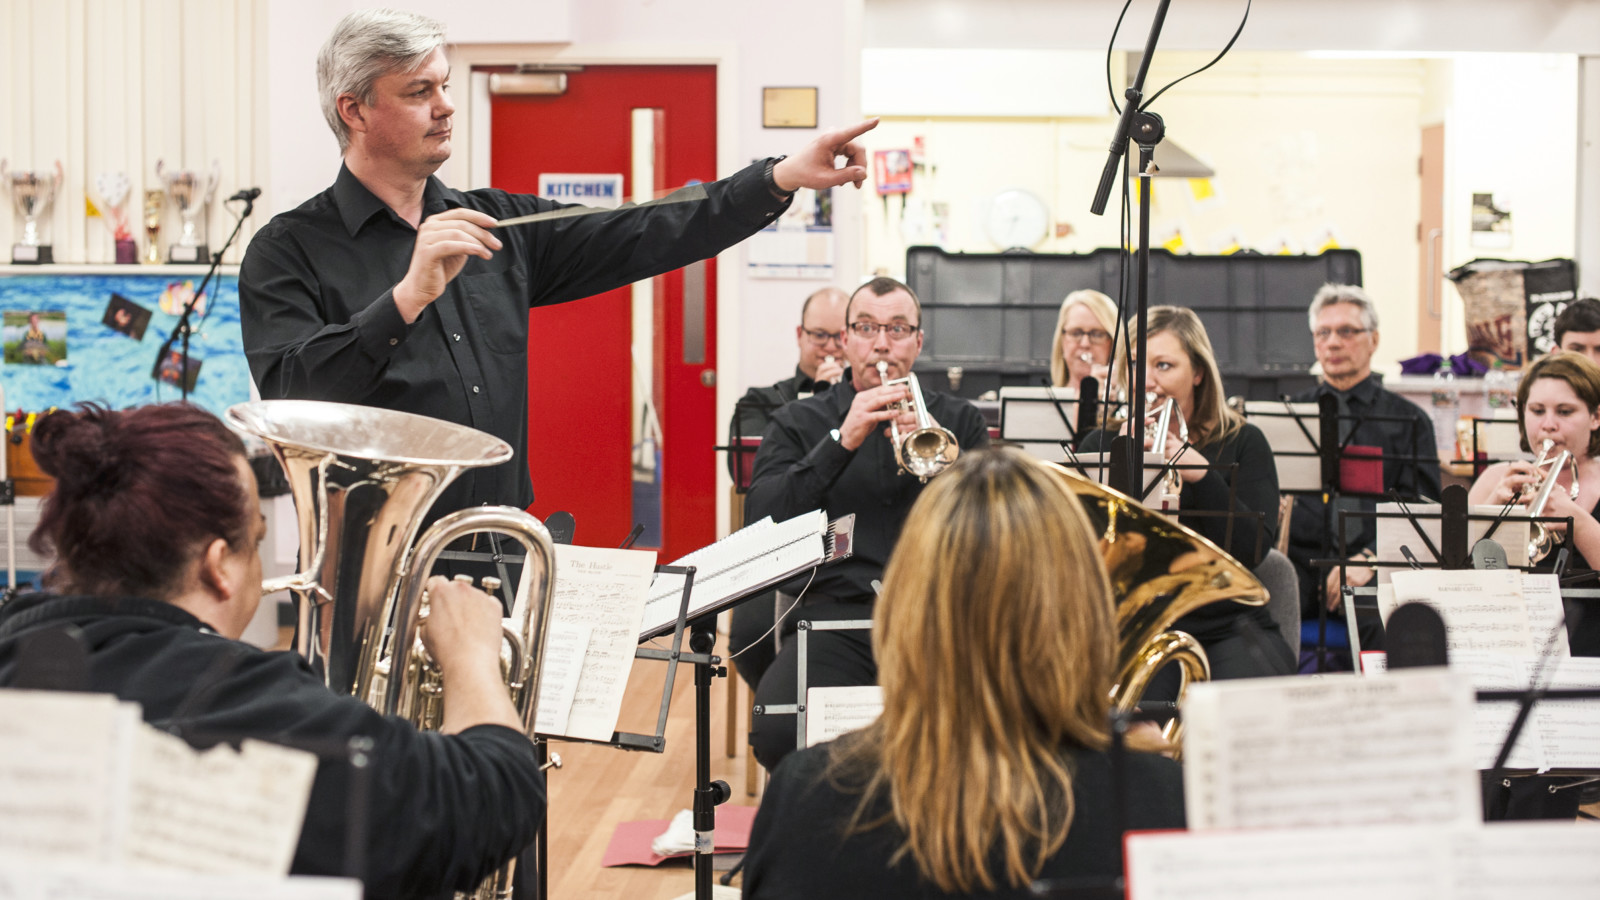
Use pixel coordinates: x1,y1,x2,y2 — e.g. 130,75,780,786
773,119,880,192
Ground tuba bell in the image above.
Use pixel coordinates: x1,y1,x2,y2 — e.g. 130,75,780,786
877,360,960,481
1044,461,1267,748
1521,438,1580,563
228,400,556,900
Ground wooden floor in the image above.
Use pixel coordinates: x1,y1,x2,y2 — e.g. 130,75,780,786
543,634,761,899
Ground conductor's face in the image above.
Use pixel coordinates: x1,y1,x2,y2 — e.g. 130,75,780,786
349,47,455,176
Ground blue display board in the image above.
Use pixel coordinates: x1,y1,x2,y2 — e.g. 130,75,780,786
0,270,251,417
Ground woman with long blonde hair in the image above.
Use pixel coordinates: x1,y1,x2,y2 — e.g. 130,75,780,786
1049,289,1128,394
1080,306,1294,692
741,447,1184,898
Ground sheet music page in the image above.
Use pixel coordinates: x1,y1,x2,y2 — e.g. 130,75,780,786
0,866,361,900
639,511,827,639
1518,573,1571,657
804,686,883,747
0,690,138,865
1385,570,1534,654
1242,401,1320,493
540,544,657,742
1449,822,1600,899
531,621,591,737
1181,670,1479,831
1374,503,1531,584
1531,656,1600,769
1449,652,1546,770
120,730,317,876
1126,824,1449,900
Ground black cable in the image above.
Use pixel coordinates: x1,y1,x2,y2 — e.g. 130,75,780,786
1105,0,1136,114
1139,0,1252,112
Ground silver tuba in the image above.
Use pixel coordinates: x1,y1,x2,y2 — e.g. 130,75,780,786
876,360,960,481
1522,438,1580,563
227,400,556,900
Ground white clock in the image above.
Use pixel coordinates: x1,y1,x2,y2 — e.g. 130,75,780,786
985,188,1050,250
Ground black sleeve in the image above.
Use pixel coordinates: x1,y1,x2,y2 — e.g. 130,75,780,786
950,400,992,451
239,231,417,404
745,407,854,526
1181,425,1280,568
1403,406,1442,502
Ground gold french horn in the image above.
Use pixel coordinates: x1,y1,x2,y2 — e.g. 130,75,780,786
1044,461,1267,748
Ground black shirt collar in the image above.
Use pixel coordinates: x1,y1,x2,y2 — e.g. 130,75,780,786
0,593,207,640
1318,371,1384,405
332,163,462,237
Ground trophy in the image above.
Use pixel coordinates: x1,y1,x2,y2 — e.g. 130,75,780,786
156,159,218,263
142,188,164,265
94,171,137,264
1,160,64,264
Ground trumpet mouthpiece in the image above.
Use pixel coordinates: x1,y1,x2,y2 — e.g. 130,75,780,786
876,360,889,376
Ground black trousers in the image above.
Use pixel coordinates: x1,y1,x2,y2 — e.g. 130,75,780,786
729,590,780,691
1142,613,1297,704
749,598,877,771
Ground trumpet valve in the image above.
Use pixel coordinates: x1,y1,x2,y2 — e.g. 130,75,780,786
482,576,502,596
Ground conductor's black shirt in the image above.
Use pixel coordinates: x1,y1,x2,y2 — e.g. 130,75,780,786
240,161,789,520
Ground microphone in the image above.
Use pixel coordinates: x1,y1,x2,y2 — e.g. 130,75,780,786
227,187,262,203
1386,601,1450,669
1076,375,1100,438
546,511,576,546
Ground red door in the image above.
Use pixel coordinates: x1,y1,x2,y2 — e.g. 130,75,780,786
489,66,717,560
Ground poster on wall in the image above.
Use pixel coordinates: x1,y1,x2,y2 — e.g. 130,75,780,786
1470,192,1513,249
746,186,833,280
0,273,249,417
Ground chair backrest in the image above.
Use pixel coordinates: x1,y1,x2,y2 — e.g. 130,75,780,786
1253,548,1302,659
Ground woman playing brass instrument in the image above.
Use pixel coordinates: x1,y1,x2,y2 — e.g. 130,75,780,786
1469,351,1600,657
742,447,1184,899
1049,289,1128,395
0,403,544,898
1080,306,1294,689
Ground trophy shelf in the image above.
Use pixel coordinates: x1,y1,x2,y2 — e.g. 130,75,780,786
0,263,240,277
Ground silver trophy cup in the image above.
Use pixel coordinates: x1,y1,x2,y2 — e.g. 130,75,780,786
156,160,218,263
1,160,64,264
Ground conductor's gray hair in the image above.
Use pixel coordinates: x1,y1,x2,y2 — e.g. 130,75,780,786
318,9,447,153
1308,283,1379,333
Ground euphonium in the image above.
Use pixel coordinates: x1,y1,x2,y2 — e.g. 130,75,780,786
876,360,959,481
1044,461,1267,747
1522,438,1580,563
228,400,556,900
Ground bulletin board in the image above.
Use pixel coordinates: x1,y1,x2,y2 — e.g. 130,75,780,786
0,269,251,417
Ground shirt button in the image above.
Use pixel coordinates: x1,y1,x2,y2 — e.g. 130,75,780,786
472,386,481,394
389,338,399,346
453,333,462,342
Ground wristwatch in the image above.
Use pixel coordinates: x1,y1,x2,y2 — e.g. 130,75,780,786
763,155,793,200
829,428,842,444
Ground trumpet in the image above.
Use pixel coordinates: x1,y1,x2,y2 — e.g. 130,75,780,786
877,360,959,481
1145,392,1189,495
1522,438,1580,562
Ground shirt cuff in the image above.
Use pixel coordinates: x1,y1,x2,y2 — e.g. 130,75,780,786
803,431,855,479
730,158,795,229
351,288,415,360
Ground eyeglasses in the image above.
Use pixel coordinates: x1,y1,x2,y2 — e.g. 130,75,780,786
848,321,920,340
1313,326,1371,342
800,327,844,345
1063,328,1112,345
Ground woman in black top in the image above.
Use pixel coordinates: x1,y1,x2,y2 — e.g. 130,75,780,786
742,447,1185,899
1081,306,1294,689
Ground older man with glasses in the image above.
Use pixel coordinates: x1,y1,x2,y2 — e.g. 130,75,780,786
742,276,989,770
1285,284,1440,648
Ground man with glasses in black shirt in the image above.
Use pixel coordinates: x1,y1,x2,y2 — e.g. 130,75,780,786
1286,283,1440,633
239,9,876,525
743,276,988,769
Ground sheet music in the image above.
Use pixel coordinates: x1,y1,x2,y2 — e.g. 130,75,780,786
1518,573,1571,657
1384,570,1534,654
1240,400,1321,493
1127,822,1600,900
0,690,139,864
1449,652,1547,770
639,510,827,640
121,732,317,876
804,686,883,747
1530,656,1600,769
1181,670,1479,831
531,621,590,737
1374,503,1531,584
0,866,360,900
539,544,657,742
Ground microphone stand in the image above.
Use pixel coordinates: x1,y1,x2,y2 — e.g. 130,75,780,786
155,193,255,401
1088,0,1172,496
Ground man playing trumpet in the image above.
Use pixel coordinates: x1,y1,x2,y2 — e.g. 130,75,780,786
744,276,989,770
